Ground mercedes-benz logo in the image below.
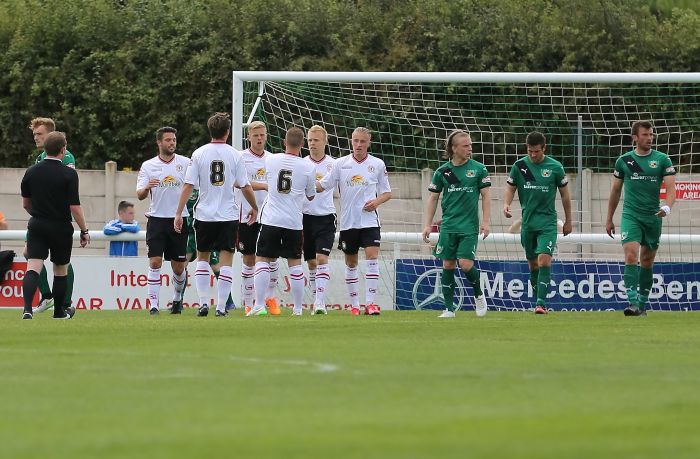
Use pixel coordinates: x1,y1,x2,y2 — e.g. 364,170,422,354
412,268,466,311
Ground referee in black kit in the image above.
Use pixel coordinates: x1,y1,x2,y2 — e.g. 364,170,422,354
20,131,90,320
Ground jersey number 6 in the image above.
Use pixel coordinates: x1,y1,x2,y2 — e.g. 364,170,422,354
277,169,292,194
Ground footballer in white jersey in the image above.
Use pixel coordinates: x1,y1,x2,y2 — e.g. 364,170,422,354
303,125,337,314
250,127,314,317
135,127,190,315
235,147,271,254
174,113,258,318
316,127,391,316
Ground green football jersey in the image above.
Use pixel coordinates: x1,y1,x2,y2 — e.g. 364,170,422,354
35,149,76,167
507,155,567,232
186,188,199,225
614,149,675,217
428,159,491,234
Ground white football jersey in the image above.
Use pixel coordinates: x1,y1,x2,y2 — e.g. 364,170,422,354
303,154,336,216
184,141,249,222
136,154,190,218
319,153,391,231
235,148,271,223
260,153,316,230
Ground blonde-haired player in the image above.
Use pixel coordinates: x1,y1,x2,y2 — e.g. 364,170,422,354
235,121,281,315
303,125,337,314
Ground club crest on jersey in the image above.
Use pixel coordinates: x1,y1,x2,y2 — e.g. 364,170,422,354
649,161,658,168
466,170,475,178
176,164,184,172
326,164,333,172
541,169,551,177
254,168,265,180
435,244,443,254
368,165,375,173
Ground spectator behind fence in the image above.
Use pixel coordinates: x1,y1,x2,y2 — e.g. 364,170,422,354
103,201,140,256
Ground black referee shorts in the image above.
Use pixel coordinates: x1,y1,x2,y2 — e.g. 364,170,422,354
26,217,73,265
146,217,188,261
338,227,381,255
256,224,303,260
303,214,336,261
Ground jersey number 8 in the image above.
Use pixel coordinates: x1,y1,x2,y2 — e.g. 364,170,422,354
210,160,225,186
277,169,292,194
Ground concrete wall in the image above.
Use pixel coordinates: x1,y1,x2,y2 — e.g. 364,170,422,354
1,165,698,261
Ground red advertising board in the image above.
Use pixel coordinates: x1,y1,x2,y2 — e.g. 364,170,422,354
660,181,700,201
1,261,40,307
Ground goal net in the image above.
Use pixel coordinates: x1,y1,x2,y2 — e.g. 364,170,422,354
233,72,700,312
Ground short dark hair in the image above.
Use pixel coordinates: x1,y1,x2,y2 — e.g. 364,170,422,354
285,127,305,149
631,120,653,136
156,126,177,141
43,131,67,156
207,112,231,140
526,131,546,147
443,130,470,160
118,201,134,213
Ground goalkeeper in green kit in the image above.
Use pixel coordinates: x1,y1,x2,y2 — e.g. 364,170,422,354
606,121,676,316
422,130,491,318
503,131,573,314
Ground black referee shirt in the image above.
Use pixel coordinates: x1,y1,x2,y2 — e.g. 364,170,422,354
20,157,80,222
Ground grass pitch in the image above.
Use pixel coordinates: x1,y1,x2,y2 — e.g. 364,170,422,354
1,308,699,459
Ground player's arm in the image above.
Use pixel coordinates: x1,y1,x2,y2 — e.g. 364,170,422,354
240,184,258,225
250,181,268,191
503,183,516,218
480,186,491,239
606,177,623,237
68,171,90,247
558,183,573,236
364,164,392,211
22,197,33,215
422,192,440,243
656,164,676,218
136,167,159,201
174,183,194,233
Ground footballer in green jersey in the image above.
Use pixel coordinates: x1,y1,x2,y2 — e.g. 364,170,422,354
422,130,491,318
503,131,573,314
606,120,676,316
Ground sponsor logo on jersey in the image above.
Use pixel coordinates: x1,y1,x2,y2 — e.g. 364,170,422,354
161,176,180,188
466,170,475,178
542,169,551,177
346,175,367,187
649,161,658,169
435,244,443,254
254,168,265,180
316,172,324,181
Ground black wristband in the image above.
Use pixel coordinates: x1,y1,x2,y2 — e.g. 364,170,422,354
80,229,89,235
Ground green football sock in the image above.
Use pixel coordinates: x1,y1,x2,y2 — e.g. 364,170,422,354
464,266,482,297
65,263,74,307
38,265,52,299
638,267,654,310
536,266,551,306
623,264,639,304
441,269,456,312
529,268,539,295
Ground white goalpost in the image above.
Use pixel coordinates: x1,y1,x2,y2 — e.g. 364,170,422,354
232,71,700,311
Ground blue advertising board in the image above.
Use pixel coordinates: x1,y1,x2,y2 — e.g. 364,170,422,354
395,259,700,311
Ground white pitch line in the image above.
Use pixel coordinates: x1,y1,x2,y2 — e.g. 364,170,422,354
230,356,339,373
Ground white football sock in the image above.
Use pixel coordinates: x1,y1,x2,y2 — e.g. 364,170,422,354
147,268,161,310
365,259,379,305
172,270,186,301
345,266,360,308
289,265,304,313
315,264,330,306
195,261,211,307
266,261,278,299
254,262,270,309
216,266,233,312
308,268,317,297
241,263,255,307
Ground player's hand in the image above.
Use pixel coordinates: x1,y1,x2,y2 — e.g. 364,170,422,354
503,205,512,218
480,223,490,240
147,178,160,189
79,232,90,248
605,220,615,238
246,209,257,225
363,200,378,212
655,205,671,218
562,220,572,236
422,226,432,244
174,215,183,233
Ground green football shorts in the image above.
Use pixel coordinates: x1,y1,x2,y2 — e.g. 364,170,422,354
521,228,557,260
433,232,479,260
620,213,662,250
